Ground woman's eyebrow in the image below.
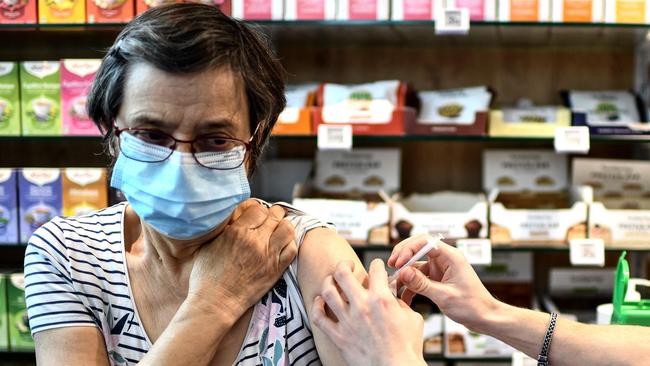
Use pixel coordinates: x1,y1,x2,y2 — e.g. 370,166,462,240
198,119,236,132
130,115,171,129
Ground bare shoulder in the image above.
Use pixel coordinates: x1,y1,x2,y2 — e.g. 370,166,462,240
34,327,109,366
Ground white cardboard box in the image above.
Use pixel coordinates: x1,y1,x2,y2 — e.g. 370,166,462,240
337,0,390,20
483,150,568,193
284,0,337,20
315,148,401,194
572,158,650,198
292,197,390,244
391,192,488,241
444,316,515,358
551,0,604,22
498,0,550,21
589,202,650,248
232,0,284,19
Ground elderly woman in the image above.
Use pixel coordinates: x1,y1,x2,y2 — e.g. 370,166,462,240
24,4,367,365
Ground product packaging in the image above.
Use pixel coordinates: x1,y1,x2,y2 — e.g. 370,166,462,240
292,196,390,245
489,106,571,137
18,168,62,243
408,86,491,135
474,252,533,307
0,169,18,245
231,0,283,19
565,90,649,135
62,168,108,217
498,0,550,21
284,0,336,20
20,61,61,136
422,313,443,355
86,0,134,23
39,0,86,23
391,0,436,20
0,274,7,351
391,192,488,242
484,150,589,246
605,0,650,23
0,0,37,23
444,316,515,358
7,273,33,351
314,148,401,194
455,0,497,20
61,59,102,136
337,0,389,20
551,0,603,22
572,158,650,248
317,80,407,135
0,62,21,136
273,84,318,135
135,0,181,15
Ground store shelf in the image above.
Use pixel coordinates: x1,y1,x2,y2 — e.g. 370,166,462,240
1,20,648,48
0,351,36,362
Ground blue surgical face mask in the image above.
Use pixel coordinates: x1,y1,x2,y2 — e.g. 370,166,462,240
110,133,251,240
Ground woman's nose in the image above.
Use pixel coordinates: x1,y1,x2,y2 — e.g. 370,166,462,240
175,141,193,153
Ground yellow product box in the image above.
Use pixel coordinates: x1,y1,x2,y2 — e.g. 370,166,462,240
498,0,550,21
39,0,86,23
62,168,108,217
390,192,488,242
605,0,650,23
488,107,570,137
552,0,603,22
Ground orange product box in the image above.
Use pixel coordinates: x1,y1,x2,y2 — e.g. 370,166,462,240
39,0,86,23
605,0,650,23
498,0,550,21
273,85,317,135
0,0,37,23
62,168,108,217
87,0,134,23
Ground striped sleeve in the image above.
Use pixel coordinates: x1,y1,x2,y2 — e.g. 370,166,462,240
24,218,99,336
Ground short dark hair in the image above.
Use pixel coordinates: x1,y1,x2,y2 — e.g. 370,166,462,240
87,3,286,171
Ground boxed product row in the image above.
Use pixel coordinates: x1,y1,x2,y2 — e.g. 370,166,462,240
0,273,33,352
273,82,650,137
290,148,650,248
0,61,102,136
0,168,108,244
2,0,649,24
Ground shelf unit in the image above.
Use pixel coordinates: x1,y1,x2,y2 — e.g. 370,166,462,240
3,15,650,366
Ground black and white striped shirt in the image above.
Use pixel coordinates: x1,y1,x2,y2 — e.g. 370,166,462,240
25,202,332,365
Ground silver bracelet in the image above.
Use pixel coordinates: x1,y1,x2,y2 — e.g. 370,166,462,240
537,312,558,366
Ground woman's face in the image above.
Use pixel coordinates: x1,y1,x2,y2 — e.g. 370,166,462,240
116,62,251,153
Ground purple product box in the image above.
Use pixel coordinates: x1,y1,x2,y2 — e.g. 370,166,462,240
0,169,19,244
18,168,62,243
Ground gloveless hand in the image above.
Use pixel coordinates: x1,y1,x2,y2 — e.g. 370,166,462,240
312,259,426,366
388,235,499,333
188,199,298,317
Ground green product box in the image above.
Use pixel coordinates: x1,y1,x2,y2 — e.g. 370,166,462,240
0,63,21,136
0,274,8,351
20,61,61,136
8,273,33,352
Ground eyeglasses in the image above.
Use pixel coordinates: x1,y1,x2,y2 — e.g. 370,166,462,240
114,125,254,170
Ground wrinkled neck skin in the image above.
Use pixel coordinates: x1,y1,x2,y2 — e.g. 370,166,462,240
123,204,229,282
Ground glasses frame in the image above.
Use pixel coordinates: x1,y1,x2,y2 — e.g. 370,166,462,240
113,123,254,170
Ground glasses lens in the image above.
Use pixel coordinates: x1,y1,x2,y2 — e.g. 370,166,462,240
119,130,174,163
194,144,247,170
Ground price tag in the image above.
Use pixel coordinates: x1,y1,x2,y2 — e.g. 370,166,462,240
317,124,353,150
456,239,492,265
554,126,590,154
435,8,470,35
570,238,605,267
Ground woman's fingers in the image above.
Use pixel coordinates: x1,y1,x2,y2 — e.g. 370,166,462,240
311,296,341,344
277,239,298,271
368,259,391,295
321,275,347,320
333,261,365,307
388,234,430,267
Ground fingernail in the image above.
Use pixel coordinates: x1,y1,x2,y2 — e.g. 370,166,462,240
402,267,415,282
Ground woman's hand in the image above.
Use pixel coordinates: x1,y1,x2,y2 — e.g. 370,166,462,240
188,200,298,319
388,235,499,333
311,259,426,366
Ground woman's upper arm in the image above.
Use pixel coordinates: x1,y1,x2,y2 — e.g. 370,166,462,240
297,227,367,366
35,327,109,366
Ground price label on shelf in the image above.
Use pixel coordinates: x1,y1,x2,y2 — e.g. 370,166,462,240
435,8,470,35
554,126,590,154
570,238,605,267
457,239,492,265
317,124,353,150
